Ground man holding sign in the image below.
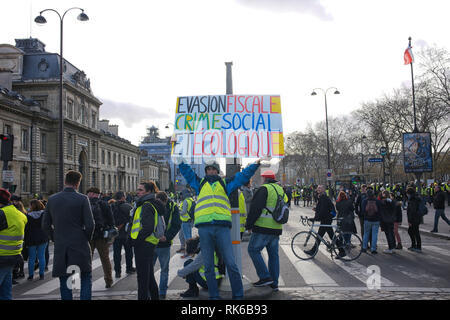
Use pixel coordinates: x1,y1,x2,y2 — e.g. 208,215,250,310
178,159,260,300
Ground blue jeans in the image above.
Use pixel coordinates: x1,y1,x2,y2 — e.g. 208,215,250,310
363,220,380,252
152,247,170,296
184,259,208,289
433,209,450,231
28,242,48,277
198,225,243,300
59,272,92,300
0,267,13,300
248,232,280,286
182,221,193,240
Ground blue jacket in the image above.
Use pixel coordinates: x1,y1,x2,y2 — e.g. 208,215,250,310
179,162,260,228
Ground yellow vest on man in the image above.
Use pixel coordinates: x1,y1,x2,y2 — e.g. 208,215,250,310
180,198,193,222
194,179,231,226
239,192,247,233
130,201,159,245
254,183,288,231
0,205,27,256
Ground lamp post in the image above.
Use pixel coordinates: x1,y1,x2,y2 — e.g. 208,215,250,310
360,135,367,180
311,87,340,189
35,8,89,191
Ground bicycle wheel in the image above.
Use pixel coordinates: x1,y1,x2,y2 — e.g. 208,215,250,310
291,231,318,260
332,232,362,261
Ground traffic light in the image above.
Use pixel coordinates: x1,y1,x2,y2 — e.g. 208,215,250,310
0,134,14,161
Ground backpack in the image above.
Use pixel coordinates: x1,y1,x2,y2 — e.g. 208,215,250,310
365,199,378,217
152,204,166,239
91,200,105,237
265,184,290,224
418,197,428,216
188,200,196,221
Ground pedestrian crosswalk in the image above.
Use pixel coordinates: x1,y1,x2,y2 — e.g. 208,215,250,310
12,238,450,299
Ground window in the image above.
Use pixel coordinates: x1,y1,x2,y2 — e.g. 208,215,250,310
4,125,11,135
107,151,111,166
41,168,47,192
67,134,73,155
113,153,116,166
81,105,86,125
91,141,96,161
67,100,73,119
21,166,28,193
92,171,96,187
102,174,106,190
21,128,29,152
40,133,47,154
91,111,97,129
101,150,105,164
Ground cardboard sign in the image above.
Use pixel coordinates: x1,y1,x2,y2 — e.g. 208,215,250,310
171,95,284,159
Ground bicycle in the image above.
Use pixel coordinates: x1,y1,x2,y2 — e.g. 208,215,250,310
291,215,362,261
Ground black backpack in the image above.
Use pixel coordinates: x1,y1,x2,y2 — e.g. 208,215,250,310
265,184,290,224
188,200,196,221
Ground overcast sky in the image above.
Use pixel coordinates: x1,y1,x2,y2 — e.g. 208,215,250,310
2,0,449,147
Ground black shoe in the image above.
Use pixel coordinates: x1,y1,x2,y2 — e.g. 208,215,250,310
27,276,33,281
270,283,279,292
159,294,166,300
180,287,199,298
430,230,438,233
253,278,273,287
371,250,378,254
336,252,347,259
304,249,315,256
115,272,121,279
39,274,44,280
361,248,367,253
126,268,136,274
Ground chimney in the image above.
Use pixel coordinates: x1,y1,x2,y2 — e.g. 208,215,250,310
0,69,13,91
108,124,119,136
98,119,110,132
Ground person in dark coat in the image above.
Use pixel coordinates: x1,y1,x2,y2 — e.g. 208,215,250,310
335,191,357,234
379,191,396,253
406,187,422,252
24,199,48,280
391,193,403,250
42,171,94,300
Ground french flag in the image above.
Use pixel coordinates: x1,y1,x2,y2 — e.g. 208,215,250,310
404,44,414,65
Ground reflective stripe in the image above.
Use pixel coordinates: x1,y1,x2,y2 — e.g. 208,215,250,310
0,234,24,241
0,243,23,250
195,202,230,212
196,195,230,206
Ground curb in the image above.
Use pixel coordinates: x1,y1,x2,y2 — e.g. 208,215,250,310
398,224,450,240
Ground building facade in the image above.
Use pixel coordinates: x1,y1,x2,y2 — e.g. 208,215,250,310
0,38,139,198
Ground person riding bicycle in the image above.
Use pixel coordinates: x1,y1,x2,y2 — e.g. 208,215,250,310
304,185,346,259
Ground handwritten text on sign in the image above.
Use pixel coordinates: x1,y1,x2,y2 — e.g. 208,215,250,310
172,95,284,159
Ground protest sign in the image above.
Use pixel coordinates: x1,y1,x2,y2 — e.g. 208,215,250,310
171,95,284,160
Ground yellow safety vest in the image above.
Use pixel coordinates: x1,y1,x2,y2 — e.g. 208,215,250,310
180,198,193,222
254,183,287,231
194,179,231,226
239,192,247,233
199,252,224,281
130,201,159,245
0,205,27,256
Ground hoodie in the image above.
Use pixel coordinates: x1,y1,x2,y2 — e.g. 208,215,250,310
25,210,48,246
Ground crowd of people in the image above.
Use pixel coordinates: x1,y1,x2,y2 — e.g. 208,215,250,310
0,165,449,300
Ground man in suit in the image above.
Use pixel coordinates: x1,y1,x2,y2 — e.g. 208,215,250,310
42,171,95,300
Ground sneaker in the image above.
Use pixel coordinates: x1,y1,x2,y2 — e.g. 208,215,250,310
335,252,347,259
430,230,438,233
413,248,422,253
361,248,368,253
408,247,416,251
105,281,113,289
270,283,279,292
395,244,403,250
180,287,199,298
253,278,273,287
115,272,121,279
126,268,136,274
303,249,315,256
27,276,33,281
39,274,44,280
371,250,378,254
383,249,393,254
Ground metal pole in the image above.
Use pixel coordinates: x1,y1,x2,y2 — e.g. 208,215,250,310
409,37,418,133
324,93,331,191
59,18,64,191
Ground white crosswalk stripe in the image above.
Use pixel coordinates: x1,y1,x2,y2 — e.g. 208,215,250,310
14,241,450,298
280,244,338,287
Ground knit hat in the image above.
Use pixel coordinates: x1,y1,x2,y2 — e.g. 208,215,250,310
0,188,11,205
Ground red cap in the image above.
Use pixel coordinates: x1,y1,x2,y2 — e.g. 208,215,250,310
0,188,11,203
261,170,276,180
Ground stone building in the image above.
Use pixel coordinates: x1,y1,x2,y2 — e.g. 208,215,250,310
0,38,139,198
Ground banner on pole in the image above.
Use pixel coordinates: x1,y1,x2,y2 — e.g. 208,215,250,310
171,95,284,160
402,132,433,173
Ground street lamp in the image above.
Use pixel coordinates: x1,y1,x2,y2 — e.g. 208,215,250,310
311,87,340,189
35,8,89,191
165,123,177,192
360,135,367,179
